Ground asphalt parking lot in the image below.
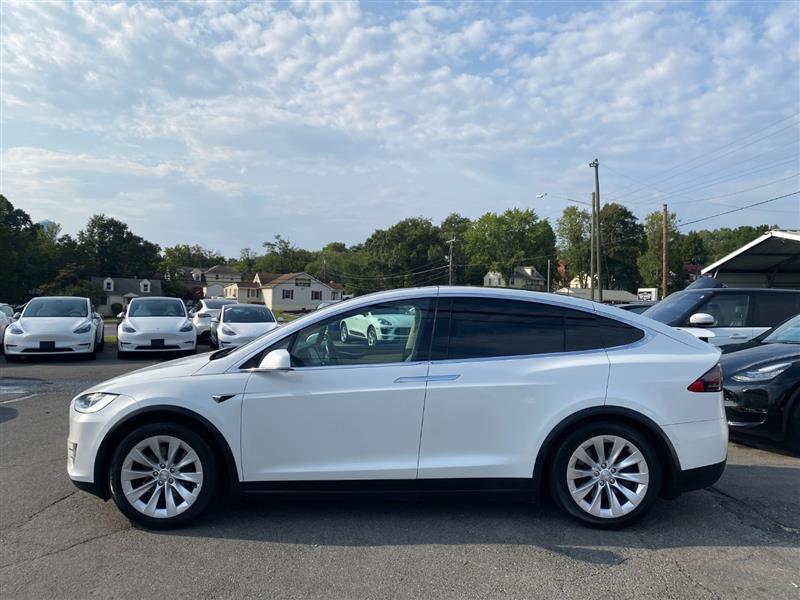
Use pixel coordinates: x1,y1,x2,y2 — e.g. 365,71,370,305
1,350,799,599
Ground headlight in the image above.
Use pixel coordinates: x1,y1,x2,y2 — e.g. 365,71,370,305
179,322,194,332
378,318,392,326
121,323,136,333
731,362,792,383
221,327,236,336
73,322,92,334
73,392,119,413
8,323,23,335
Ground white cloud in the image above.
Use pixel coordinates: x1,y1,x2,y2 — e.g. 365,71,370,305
1,0,798,254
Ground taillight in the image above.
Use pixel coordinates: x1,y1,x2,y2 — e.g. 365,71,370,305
688,363,721,393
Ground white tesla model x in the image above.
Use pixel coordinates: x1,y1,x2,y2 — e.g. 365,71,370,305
68,287,727,529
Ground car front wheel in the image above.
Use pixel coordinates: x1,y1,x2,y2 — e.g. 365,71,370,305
109,423,216,529
550,421,661,529
367,326,377,346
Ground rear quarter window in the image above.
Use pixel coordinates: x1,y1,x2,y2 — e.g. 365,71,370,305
565,311,645,351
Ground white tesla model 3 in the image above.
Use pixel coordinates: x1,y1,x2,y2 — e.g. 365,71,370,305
4,296,103,361
117,297,196,358
68,287,727,529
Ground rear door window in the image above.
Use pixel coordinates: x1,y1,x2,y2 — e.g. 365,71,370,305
752,293,800,327
432,298,644,360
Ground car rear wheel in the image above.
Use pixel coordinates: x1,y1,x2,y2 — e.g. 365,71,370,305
109,423,216,529
550,421,661,529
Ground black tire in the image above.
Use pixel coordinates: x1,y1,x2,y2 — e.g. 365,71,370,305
98,335,105,352
117,347,127,360
550,421,662,529
109,422,217,529
5,353,21,363
787,400,800,453
367,326,377,347
340,323,349,343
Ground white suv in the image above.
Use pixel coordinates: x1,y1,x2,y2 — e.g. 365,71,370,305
68,287,727,529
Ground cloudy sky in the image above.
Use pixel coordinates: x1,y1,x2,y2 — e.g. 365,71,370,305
2,0,798,256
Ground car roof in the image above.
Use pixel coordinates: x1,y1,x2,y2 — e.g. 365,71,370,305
677,287,800,294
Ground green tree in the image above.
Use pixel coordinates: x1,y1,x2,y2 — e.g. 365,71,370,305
257,235,317,274
362,218,446,290
0,196,49,302
555,206,591,288
599,203,645,291
637,210,685,294
696,225,776,262
78,215,161,277
465,208,556,284
39,263,105,306
161,244,224,278
439,213,473,285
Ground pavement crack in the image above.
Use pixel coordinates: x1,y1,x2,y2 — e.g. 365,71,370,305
708,486,799,535
4,491,78,531
0,527,131,571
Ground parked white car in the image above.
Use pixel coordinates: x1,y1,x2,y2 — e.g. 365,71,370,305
4,296,103,361
0,303,14,349
117,297,196,358
210,304,279,349
68,287,727,529
339,305,415,346
191,299,238,342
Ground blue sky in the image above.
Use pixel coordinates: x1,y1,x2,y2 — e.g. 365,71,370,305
1,0,798,257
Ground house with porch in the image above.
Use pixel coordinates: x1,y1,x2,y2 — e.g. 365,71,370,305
260,272,342,312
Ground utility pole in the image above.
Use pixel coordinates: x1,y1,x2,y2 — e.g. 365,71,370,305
546,258,551,293
445,237,456,285
589,192,595,302
322,255,327,282
590,158,602,303
662,204,669,300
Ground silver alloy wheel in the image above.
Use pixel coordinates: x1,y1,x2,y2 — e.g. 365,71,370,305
367,327,377,346
340,323,348,343
566,434,649,519
120,435,204,519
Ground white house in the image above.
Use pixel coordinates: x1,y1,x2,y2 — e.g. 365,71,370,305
223,281,263,304
200,265,241,298
483,266,547,291
90,277,163,316
260,272,341,312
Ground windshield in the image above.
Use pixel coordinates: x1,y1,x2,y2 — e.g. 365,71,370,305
129,298,186,318
642,292,705,325
763,314,800,344
23,298,88,318
203,300,237,310
223,305,276,323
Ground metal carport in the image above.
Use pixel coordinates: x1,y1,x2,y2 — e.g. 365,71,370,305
701,230,800,288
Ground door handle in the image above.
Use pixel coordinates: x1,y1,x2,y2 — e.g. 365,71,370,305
729,333,747,339
394,374,460,384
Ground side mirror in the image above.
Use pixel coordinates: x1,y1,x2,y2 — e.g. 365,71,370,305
116,312,125,319
13,312,21,320
188,310,196,317
255,349,292,371
689,313,715,327
211,318,219,324
277,316,285,323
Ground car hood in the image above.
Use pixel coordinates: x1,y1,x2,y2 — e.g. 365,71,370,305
375,314,414,327
17,317,90,334
125,316,189,333
220,322,279,337
88,352,213,393
721,343,800,377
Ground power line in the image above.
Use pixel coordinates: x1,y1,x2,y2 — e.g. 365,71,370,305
665,172,800,207
677,191,800,228
607,111,800,199
326,263,448,281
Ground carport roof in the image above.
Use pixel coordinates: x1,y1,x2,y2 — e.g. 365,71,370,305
701,230,800,275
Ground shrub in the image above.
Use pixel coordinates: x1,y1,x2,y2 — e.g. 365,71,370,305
111,302,123,316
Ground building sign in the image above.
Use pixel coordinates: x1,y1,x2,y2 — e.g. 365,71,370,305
637,287,658,301
295,277,311,287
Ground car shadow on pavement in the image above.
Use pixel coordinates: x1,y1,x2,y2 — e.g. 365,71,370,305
151,464,799,561
0,406,18,423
